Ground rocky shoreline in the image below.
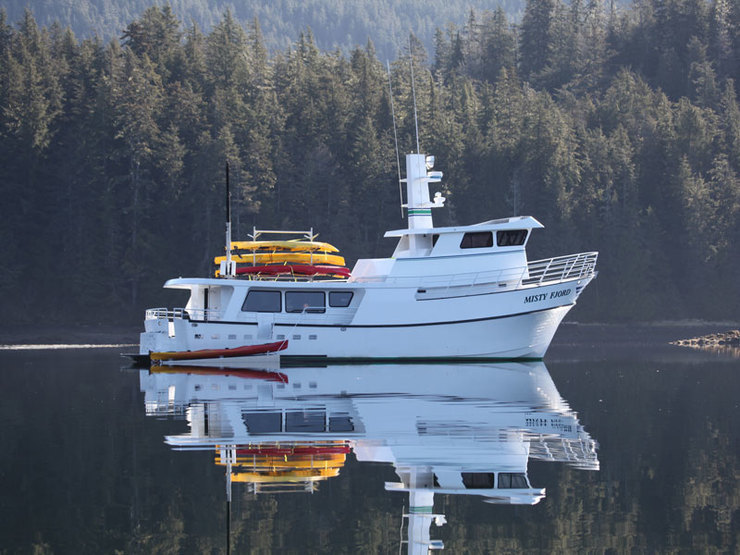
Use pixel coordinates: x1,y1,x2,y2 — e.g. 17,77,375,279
670,329,740,349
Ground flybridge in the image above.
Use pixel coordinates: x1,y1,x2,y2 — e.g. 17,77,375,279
390,153,545,260
385,217,545,237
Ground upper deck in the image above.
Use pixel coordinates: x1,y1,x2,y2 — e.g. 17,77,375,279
384,216,545,238
384,216,542,261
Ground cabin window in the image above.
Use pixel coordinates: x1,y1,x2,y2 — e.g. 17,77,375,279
328,415,354,432
242,290,281,312
462,472,495,489
496,230,528,247
242,411,282,433
498,472,528,488
286,410,325,432
286,291,326,313
329,291,353,307
460,231,493,249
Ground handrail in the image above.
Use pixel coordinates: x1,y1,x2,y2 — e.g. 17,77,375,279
523,252,598,286
375,251,597,290
145,307,222,321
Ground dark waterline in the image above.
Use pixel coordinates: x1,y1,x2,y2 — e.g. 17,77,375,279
0,336,737,553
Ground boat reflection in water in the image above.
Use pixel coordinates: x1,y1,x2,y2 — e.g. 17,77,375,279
139,362,598,553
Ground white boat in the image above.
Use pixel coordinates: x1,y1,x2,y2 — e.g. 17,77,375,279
138,362,599,552
138,152,597,362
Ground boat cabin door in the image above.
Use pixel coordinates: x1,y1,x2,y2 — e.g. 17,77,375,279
256,313,274,340
203,288,209,321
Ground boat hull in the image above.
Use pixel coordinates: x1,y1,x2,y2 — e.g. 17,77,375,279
140,274,593,361
140,303,572,361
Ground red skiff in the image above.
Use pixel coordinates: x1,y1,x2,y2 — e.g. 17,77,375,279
150,340,288,362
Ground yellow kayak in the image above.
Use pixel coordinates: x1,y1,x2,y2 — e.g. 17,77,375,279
230,240,339,253
215,252,346,266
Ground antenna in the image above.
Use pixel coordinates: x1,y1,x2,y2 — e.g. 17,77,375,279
387,60,404,218
226,451,232,555
409,35,420,154
224,162,233,277
226,162,231,223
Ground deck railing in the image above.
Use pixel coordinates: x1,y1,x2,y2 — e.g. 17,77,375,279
523,252,598,286
375,251,598,292
145,307,221,321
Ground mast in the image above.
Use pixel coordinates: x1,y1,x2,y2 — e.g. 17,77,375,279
222,163,236,278
401,45,445,243
401,154,445,254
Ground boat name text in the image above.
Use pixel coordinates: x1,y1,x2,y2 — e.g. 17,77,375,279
524,288,572,303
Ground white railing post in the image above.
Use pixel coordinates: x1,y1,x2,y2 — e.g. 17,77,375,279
541,259,553,284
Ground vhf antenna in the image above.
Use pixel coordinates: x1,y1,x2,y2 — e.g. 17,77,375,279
225,162,233,277
387,60,404,218
409,35,420,154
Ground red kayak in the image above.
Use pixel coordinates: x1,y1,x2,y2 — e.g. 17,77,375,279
235,264,351,278
150,340,288,362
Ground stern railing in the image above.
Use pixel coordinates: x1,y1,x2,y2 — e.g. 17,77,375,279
145,307,222,321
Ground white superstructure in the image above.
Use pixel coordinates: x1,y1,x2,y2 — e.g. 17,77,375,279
139,153,597,361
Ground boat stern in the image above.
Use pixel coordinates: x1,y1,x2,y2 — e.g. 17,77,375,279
139,308,189,355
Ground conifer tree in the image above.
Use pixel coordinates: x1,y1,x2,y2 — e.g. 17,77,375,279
520,0,557,84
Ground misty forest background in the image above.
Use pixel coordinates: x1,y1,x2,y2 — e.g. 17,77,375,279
1,0,739,325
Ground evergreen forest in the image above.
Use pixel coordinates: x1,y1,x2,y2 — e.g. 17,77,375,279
0,0,739,325
1,0,530,61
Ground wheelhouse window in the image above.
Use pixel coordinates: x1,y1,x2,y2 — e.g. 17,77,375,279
460,231,493,249
286,410,325,432
286,291,326,313
242,411,282,433
496,229,528,247
242,290,281,312
328,415,355,432
329,291,353,308
462,472,495,489
498,472,528,488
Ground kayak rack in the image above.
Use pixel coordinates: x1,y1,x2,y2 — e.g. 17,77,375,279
249,227,317,241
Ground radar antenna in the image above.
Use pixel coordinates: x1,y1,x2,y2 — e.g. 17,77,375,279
409,35,421,154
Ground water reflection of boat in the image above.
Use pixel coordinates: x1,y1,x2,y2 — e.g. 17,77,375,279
139,362,598,553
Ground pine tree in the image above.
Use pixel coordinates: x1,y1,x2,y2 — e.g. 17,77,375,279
121,6,181,80
479,8,517,84
519,0,557,84
110,48,164,308
718,79,740,170
206,10,249,91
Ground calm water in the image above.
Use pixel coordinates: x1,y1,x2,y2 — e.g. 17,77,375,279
0,335,737,553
